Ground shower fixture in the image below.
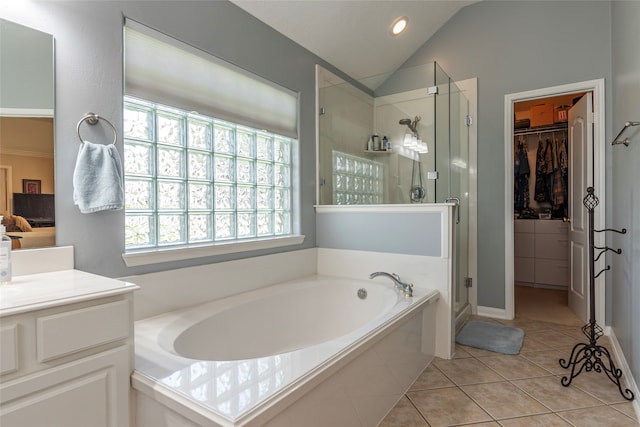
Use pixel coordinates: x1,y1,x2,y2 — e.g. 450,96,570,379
399,116,421,137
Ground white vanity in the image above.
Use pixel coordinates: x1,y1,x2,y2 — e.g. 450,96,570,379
0,267,138,427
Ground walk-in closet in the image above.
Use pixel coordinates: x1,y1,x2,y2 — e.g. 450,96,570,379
513,92,587,318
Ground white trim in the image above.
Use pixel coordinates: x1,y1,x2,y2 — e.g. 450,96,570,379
314,203,453,214
477,305,510,320
606,329,640,418
504,79,606,322
122,235,305,267
0,108,54,118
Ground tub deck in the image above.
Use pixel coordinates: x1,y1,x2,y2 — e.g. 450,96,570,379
133,276,440,426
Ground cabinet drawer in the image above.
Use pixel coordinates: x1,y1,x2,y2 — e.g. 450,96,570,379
535,234,568,260
36,300,129,363
515,220,535,233
514,257,535,283
0,325,19,375
535,259,569,286
535,220,568,234
515,233,534,258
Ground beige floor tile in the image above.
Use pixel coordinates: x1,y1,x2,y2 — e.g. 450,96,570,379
498,413,573,426
478,355,553,380
526,330,581,349
514,286,583,327
408,387,492,427
453,345,473,359
461,382,550,420
521,349,573,375
499,319,562,334
378,396,429,427
457,423,500,427
385,290,637,427
610,402,639,421
519,336,553,354
433,357,504,385
410,364,455,391
570,370,635,404
511,376,603,412
455,344,502,358
555,326,589,341
556,405,639,427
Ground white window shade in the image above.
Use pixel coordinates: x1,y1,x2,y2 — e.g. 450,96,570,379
124,20,299,139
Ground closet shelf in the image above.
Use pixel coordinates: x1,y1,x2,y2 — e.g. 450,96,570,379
514,122,568,136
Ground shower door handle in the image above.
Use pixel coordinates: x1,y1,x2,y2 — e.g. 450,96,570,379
445,197,460,224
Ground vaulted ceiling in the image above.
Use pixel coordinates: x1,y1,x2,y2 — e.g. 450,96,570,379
230,1,478,89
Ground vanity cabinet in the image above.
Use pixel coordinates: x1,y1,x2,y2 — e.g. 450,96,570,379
514,220,569,289
0,270,138,427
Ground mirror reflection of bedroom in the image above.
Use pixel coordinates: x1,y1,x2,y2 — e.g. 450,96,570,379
0,18,56,250
0,116,55,250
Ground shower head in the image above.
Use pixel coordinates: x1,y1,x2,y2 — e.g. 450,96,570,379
399,117,419,136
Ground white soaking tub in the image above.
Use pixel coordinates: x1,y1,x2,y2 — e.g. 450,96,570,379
133,275,440,427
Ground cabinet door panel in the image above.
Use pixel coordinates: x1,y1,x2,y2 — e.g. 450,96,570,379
0,346,129,427
535,259,569,287
534,234,568,260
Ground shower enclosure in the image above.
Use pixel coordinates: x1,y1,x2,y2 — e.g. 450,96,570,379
316,61,471,320
433,63,471,321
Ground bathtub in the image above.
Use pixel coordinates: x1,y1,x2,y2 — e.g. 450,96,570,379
133,275,439,427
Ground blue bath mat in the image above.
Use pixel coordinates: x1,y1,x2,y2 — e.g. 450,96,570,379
456,321,524,355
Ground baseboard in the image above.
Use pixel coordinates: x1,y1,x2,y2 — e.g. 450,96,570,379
606,328,640,420
477,305,510,320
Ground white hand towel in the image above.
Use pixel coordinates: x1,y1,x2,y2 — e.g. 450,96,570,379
73,141,124,213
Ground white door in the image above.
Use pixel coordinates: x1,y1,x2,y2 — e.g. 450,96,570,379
568,93,593,322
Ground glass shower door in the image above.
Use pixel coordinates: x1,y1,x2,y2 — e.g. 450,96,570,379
434,62,470,320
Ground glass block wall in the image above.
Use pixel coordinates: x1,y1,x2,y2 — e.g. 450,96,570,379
123,96,293,249
332,150,384,205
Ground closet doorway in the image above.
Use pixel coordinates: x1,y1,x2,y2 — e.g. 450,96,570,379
504,79,606,325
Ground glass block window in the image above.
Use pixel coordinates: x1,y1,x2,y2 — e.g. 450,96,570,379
332,150,384,205
124,96,294,250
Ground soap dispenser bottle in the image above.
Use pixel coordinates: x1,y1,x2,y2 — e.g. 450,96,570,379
0,216,12,285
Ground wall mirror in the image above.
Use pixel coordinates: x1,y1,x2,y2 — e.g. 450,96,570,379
0,18,55,249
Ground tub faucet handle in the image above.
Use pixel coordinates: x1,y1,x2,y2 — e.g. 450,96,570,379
368,271,414,297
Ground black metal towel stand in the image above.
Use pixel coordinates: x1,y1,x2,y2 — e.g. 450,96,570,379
558,187,634,401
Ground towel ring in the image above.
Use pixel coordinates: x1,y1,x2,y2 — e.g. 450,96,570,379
77,112,117,145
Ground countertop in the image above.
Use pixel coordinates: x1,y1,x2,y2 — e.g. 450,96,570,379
0,269,139,317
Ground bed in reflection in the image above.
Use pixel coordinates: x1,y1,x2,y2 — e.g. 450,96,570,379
2,213,55,249
7,227,56,249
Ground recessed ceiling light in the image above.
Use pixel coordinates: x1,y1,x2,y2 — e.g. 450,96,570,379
391,16,408,36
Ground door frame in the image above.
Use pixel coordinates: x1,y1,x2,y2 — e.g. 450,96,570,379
504,79,606,324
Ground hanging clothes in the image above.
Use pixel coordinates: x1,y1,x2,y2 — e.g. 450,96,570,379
534,136,549,203
560,136,569,214
514,139,530,211
551,137,565,210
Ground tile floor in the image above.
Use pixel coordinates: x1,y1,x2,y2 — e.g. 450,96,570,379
380,287,639,427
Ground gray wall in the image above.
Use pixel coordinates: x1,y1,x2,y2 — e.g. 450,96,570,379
316,212,442,257
610,0,640,392
1,1,343,277
378,1,613,309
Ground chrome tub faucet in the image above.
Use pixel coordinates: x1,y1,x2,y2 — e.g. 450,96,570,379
369,272,414,297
